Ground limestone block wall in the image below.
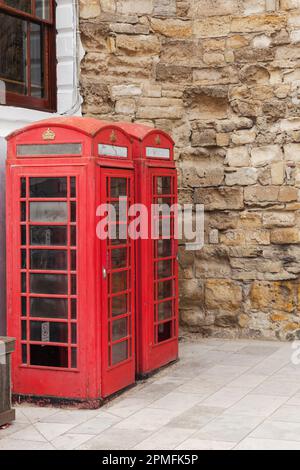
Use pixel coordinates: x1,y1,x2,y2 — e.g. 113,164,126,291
79,0,300,340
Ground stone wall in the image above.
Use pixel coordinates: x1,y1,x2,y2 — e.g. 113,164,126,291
79,0,300,340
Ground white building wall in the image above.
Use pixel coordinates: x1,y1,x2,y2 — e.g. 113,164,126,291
0,0,82,334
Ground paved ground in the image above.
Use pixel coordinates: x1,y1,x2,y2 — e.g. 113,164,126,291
1,338,300,450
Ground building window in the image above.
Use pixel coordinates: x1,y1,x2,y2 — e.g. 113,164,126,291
0,1,56,112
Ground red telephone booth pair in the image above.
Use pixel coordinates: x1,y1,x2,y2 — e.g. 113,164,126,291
6,117,178,404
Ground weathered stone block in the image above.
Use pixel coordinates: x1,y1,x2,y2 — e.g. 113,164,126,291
226,147,250,167
194,187,244,210
80,0,101,18
193,16,231,38
205,279,242,312
251,145,283,167
263,212,296,227
151,18,192,38
117,0,153,15
278,186,298,202
250,281,297,312
153,0,176,17
116,35,160,55
231,14,286,34
244,185,279,205
225,168,258,186
271,228,299,244
284,143,300,162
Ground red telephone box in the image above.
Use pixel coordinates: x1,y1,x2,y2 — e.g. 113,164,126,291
6,117,137,404
116,123,179,377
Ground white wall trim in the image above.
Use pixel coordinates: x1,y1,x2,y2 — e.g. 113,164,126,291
0,0,82,138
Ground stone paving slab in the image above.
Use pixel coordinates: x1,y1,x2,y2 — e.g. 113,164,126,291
1,338,300,450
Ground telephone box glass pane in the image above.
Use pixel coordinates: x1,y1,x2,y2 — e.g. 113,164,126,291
157,260,172,279
29,177,67,198
111,271,127,293
30,250,67,270
30,321,68,343
158,301,173,321
30,297,68,319
112,294,127,316
21,226,26,245
112,340,128,365
157,280,173,300
111,248,127,269
30,202,68,222
30,226,67,246
21,202,26,221
30,345,68,368
158,321,172,343
157,177,171,195
110,178,127,198
30,274,68,294
112,318,127,341
157,239,172,258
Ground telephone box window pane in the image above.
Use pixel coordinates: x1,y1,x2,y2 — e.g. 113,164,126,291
21,273,26,293
71,202,76,222
35,0,50,21
112,294,127,316
21,178,26,197
71,348,77,368
30,297,68,319
112,340,128,365
71,226,76,247
30,226,67,246
158,301,173,321
70,177,76,198
0,14,27,95
17,144,82,156
30,202,68,222
112,318,127,341
30,321,68,343
21,249,26,269
21,226,26,245
71,251,76,271
30,345,68,368
71,324,77,344
111,271,127,293
22,344,27,364
157,260,172,279
21,297,27,315
30,250,67,270
21,320,26,340
110,178,127,198
157,177,171,195
71,299,77,319
157,280,173,300
30,274,68,295
157,239,172,258
29,177,67,198
21,202,26,221
111,248,127,269
158,321,172,343
71,275,77,295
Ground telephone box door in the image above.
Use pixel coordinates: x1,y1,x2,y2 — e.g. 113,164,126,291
99,168,135,397
147,168,179,371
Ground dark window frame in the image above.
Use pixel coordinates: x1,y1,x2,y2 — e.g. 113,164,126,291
0,1,56,112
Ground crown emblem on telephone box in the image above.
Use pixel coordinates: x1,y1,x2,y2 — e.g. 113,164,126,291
42,128,56,141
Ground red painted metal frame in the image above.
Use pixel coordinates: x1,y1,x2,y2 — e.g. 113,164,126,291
114,123,179,376
6,117,136,402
